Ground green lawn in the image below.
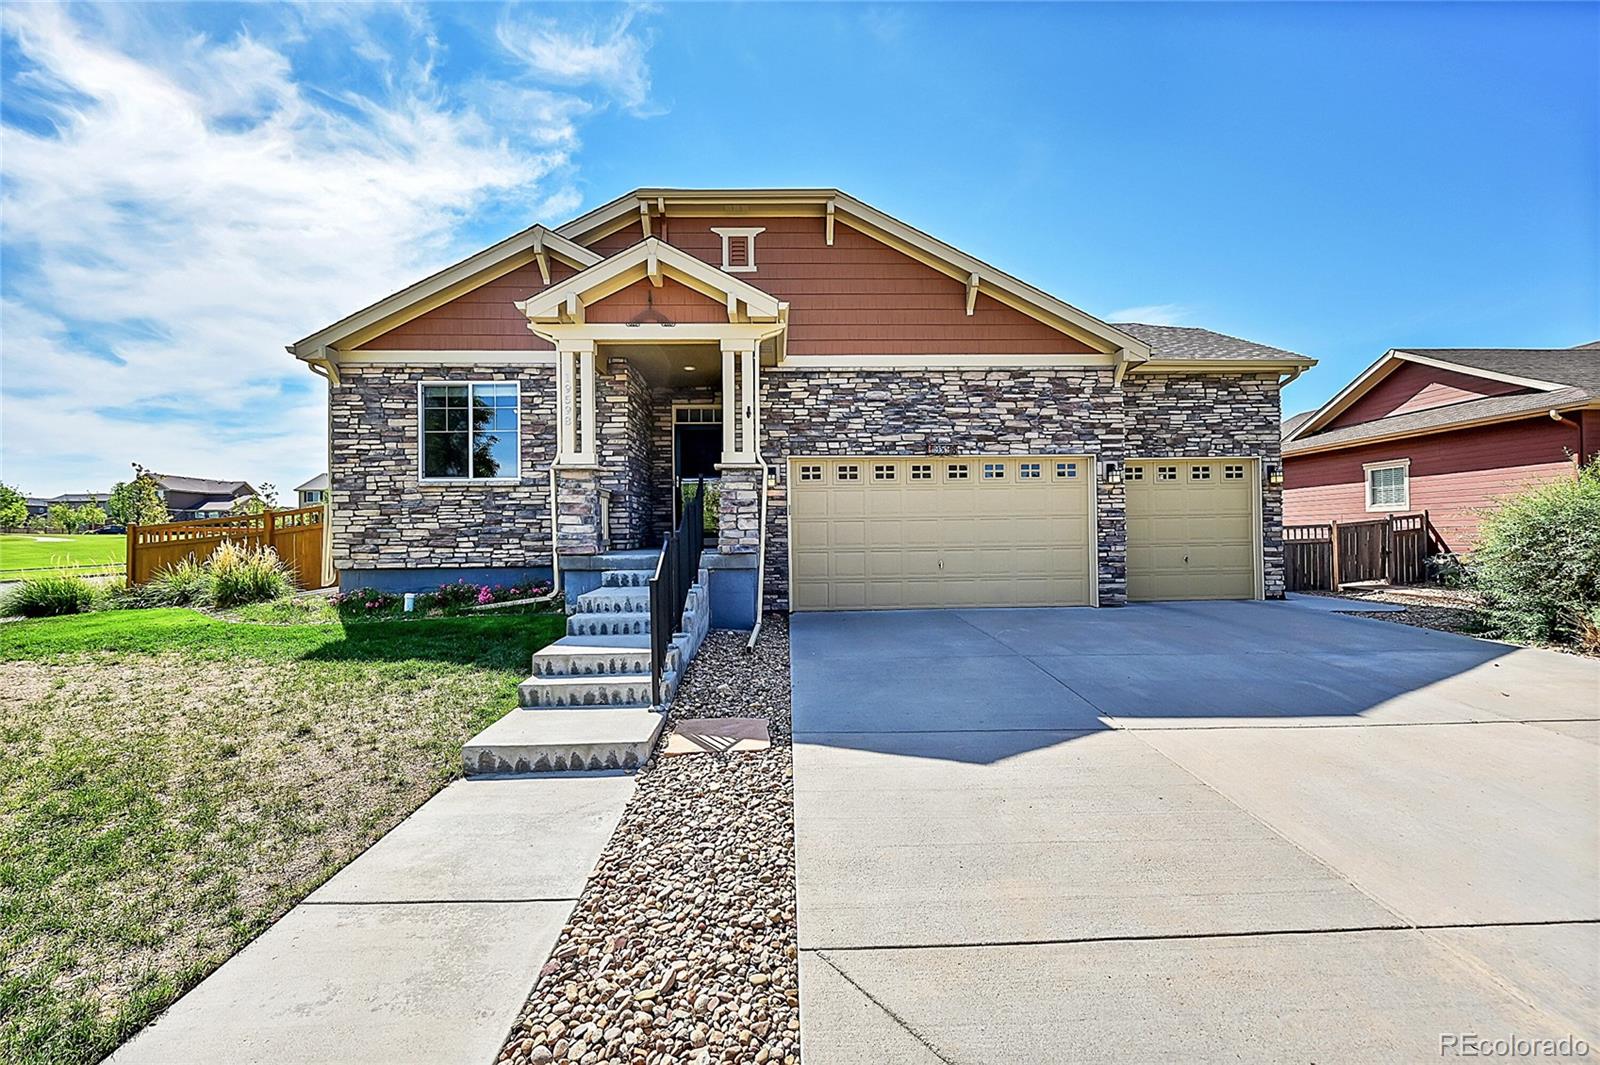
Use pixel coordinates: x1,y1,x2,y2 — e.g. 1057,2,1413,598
0,606,564,1065
0,534,126,578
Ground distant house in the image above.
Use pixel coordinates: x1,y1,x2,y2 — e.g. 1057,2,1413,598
25,492,104,518
294,473,328,507
1283,345,1599,552
150,474,257,521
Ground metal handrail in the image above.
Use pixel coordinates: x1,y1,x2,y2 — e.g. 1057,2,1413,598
649,478,705,707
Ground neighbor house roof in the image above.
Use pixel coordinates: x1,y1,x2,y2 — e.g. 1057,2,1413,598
153,474,255,496
1280,411,1315,439
1113,323,1314,367
1283,346,1600,455
296,473,329,492
190,499,239,512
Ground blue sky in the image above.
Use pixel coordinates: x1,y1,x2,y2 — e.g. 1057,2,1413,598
2,2,1595,496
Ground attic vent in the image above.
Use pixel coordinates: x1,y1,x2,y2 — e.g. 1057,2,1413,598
711,227,764,273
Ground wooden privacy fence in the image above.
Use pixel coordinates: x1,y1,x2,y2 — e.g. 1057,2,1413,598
1284,512,1431,592
126,506,330,589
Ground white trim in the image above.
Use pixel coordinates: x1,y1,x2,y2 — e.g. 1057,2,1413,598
291,226,599,358
336,349,559,366
1394,351,1567,392
773,353,1116,370
1363,458,1411,513
1131,359,1315,374
415,379,525,484
1284,397,1596,456
711,226,764,273
517,238,784,324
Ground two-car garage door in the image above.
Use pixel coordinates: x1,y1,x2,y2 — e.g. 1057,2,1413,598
787,454,1260,610
788,456,1095,610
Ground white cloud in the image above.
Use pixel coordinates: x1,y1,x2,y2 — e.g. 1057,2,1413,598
0,4,638,497
1105,303,1193,326
497,6,657,115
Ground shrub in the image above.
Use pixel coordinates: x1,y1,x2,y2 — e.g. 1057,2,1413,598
134,556,212,607
206,542,294,608
1471,460,1600,647
2,574,99,617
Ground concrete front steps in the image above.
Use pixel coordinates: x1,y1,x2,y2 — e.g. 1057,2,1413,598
462,551,712,776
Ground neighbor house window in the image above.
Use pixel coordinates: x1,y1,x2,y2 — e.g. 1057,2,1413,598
1365,459,1410,511
421,382,520,480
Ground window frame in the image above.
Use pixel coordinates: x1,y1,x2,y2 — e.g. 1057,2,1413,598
416,379,523,485
1363,458,1410,512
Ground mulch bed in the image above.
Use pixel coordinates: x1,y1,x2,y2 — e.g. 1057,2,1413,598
499,616,799,1065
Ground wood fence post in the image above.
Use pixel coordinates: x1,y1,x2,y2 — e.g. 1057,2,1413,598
125,523,136,588
1329,520,1341,590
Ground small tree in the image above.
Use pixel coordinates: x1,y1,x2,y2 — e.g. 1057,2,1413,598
106,472,169,526
46,502,77,532
1472,458,1600,648
231,482,279,516
77,502,107,530
0,482,26,530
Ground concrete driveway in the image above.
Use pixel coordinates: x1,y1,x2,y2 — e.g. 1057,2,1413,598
791,602,1599,1064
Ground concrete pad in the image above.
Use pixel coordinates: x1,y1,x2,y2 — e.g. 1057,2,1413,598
1281,592,1406,612
797,953,946,1065
309,776,632,903
462,707,663,774
791,609,1015,661
109,900,568,1065
794,731,1395,949
792,653,1106,734
955,602,1284,656
664,716,771,755
1529,718,1600,744
1355,645,1600,722
808,929,1595,1065
1426,923,1600,1040
1140,722,1600,924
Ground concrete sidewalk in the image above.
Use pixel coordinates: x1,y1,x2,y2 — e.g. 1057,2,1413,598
110,773,633,1065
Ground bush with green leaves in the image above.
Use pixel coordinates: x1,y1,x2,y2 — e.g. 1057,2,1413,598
1471,459,1600,648
1,574,99,617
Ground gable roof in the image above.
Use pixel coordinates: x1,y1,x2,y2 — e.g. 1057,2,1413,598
554,188,1153,360
1283,347,1600,455
1281,410,1315,439
296,473,329,492
153,474,255,496
288,224,601,359
1113,323,1313,367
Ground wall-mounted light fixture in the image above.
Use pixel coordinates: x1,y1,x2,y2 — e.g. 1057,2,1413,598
1099,460,1123,485
1265,462,1284,487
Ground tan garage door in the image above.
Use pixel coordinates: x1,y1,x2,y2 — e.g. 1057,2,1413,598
1125,458,1258,601
788,456,1094,611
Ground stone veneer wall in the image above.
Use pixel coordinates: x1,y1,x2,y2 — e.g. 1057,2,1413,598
716,466,763,554
758,368,1128,608
756,367,1285,610
596,358,653,550
1122,372,1285,597
330,363,557,570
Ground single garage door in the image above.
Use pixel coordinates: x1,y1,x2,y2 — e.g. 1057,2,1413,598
789,455,1094,611
1125,458,1258,601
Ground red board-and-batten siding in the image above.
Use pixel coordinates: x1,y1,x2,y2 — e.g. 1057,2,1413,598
1284,417,1585,553
357,215,1092,355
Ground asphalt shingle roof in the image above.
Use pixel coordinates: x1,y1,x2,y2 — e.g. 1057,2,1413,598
153,474,254,495
1113,323,1310,363
295,473,329,492
1396,348,1600,394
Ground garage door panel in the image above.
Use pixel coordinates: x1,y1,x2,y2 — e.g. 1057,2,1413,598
1126,459,1257,602
789,455,1093,610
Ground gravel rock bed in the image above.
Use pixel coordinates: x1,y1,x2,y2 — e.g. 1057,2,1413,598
499,615,799,1065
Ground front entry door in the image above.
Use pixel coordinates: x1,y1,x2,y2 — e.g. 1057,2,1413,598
674,407,722,523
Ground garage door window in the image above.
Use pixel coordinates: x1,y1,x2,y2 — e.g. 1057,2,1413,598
1020,462,1042,479
910,463,933,480
1125,465,1144,481
946,463,969,480
873,464,896,481
798,464,823,482
1157,465,1178,481
1191,465,1212,481
837,464,859,482
1224,464,1246,480
1055,461,1079,479
983,462,1006,479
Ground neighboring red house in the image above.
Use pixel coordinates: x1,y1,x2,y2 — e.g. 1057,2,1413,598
1282,345,1600,552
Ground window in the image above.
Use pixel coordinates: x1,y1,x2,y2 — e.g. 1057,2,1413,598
836,464,860,482
302,490,325,504
1056,461,1079,479
873,464,897,481
711,227,764,273
799,464,823,482
1019,462,1042,479
1224,464,1246,480
947,463,970,480
1191,465,1212,481
1126,465,1145,481
1157,465,1178,481
910,463,933,481
982,462,1006,480
1365,460,1409,511
421,382,519,480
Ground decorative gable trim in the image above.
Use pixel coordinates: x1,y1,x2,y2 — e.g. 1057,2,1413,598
710,227,764,273
288,225,601,360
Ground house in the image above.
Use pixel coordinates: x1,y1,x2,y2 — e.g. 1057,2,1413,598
288,188,1315,626
150,474,256,521
295,474,329,507
25,492,101,517
1282,346,1600,552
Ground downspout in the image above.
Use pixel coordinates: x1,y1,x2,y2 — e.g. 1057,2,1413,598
302,351,339,589
549,464,563,596
747,350,769,651
1549,409,1586,467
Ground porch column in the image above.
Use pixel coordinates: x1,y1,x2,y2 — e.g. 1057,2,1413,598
556,342,597,464
721,345,738,461
577,347,597,464
556,349,578,460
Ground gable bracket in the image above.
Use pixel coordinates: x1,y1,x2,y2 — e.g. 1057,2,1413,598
647,245,662,287
532,231,550,286
825,199,835,246
639,201,652,239
965,272,980,317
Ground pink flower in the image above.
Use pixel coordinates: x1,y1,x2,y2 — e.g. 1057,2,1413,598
477,586,494,604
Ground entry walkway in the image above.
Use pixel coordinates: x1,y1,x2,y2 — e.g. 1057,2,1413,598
110,774,634,1065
